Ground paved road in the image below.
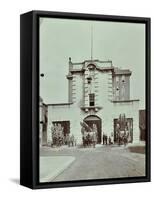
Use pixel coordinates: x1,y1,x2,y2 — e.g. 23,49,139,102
40,145,145,182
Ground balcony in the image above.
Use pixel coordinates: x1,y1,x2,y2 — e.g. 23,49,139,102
80,105,102,112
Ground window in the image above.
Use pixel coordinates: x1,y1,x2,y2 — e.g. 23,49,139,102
89,93,95,106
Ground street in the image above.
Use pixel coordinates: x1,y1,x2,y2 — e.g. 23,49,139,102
40,145,145,182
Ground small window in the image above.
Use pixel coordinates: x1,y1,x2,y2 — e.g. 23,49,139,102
89,93,95,106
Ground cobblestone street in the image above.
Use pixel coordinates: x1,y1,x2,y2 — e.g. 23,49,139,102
40,144,145,182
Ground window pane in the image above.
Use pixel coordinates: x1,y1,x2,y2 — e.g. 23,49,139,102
89,93,95,106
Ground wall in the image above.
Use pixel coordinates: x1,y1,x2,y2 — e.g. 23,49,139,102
72,73,83,106
0,0,153,200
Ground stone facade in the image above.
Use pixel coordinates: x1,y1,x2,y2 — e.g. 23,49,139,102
43,58,140,145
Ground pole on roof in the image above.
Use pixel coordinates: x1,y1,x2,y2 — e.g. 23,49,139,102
91,25,93,61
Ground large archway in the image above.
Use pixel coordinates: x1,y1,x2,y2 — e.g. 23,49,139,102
83,115,102,143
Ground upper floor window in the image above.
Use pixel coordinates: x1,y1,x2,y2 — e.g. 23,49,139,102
89,93,95,106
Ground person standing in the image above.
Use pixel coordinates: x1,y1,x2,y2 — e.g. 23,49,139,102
105,135,108,145
109,136,111,145
102,133,105,145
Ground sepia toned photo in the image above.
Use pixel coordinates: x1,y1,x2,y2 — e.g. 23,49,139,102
39,17,147,183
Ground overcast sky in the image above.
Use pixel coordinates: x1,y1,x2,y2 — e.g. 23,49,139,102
40,17,145,109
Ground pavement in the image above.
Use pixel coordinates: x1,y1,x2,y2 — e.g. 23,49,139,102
40,143,145,182
40,156,75,182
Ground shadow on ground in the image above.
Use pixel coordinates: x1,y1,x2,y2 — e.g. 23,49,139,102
9,178,20,185
128,146,145,154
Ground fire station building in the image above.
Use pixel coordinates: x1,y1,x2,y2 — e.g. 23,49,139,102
40,57,140,145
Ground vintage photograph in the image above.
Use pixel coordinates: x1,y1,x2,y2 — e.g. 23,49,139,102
39,17,146,183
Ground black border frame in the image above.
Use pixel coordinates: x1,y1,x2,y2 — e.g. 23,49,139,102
20,10,151,189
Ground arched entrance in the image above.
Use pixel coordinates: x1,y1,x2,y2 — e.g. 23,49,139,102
83,115,102,143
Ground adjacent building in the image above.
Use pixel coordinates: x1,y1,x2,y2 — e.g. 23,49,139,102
139,110,146,141
39,97,48,146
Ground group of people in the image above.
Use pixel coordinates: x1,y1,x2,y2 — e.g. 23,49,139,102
82,131,97,148
51,123,76,147
51,122,129,148
81,123,98,148
102,134,114,145
116,130,129,146
51,123,64,147
102,131,129,146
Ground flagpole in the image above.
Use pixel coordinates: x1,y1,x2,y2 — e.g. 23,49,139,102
91,25,93,61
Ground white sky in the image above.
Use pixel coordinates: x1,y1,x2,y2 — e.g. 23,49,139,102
40,17,145,109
